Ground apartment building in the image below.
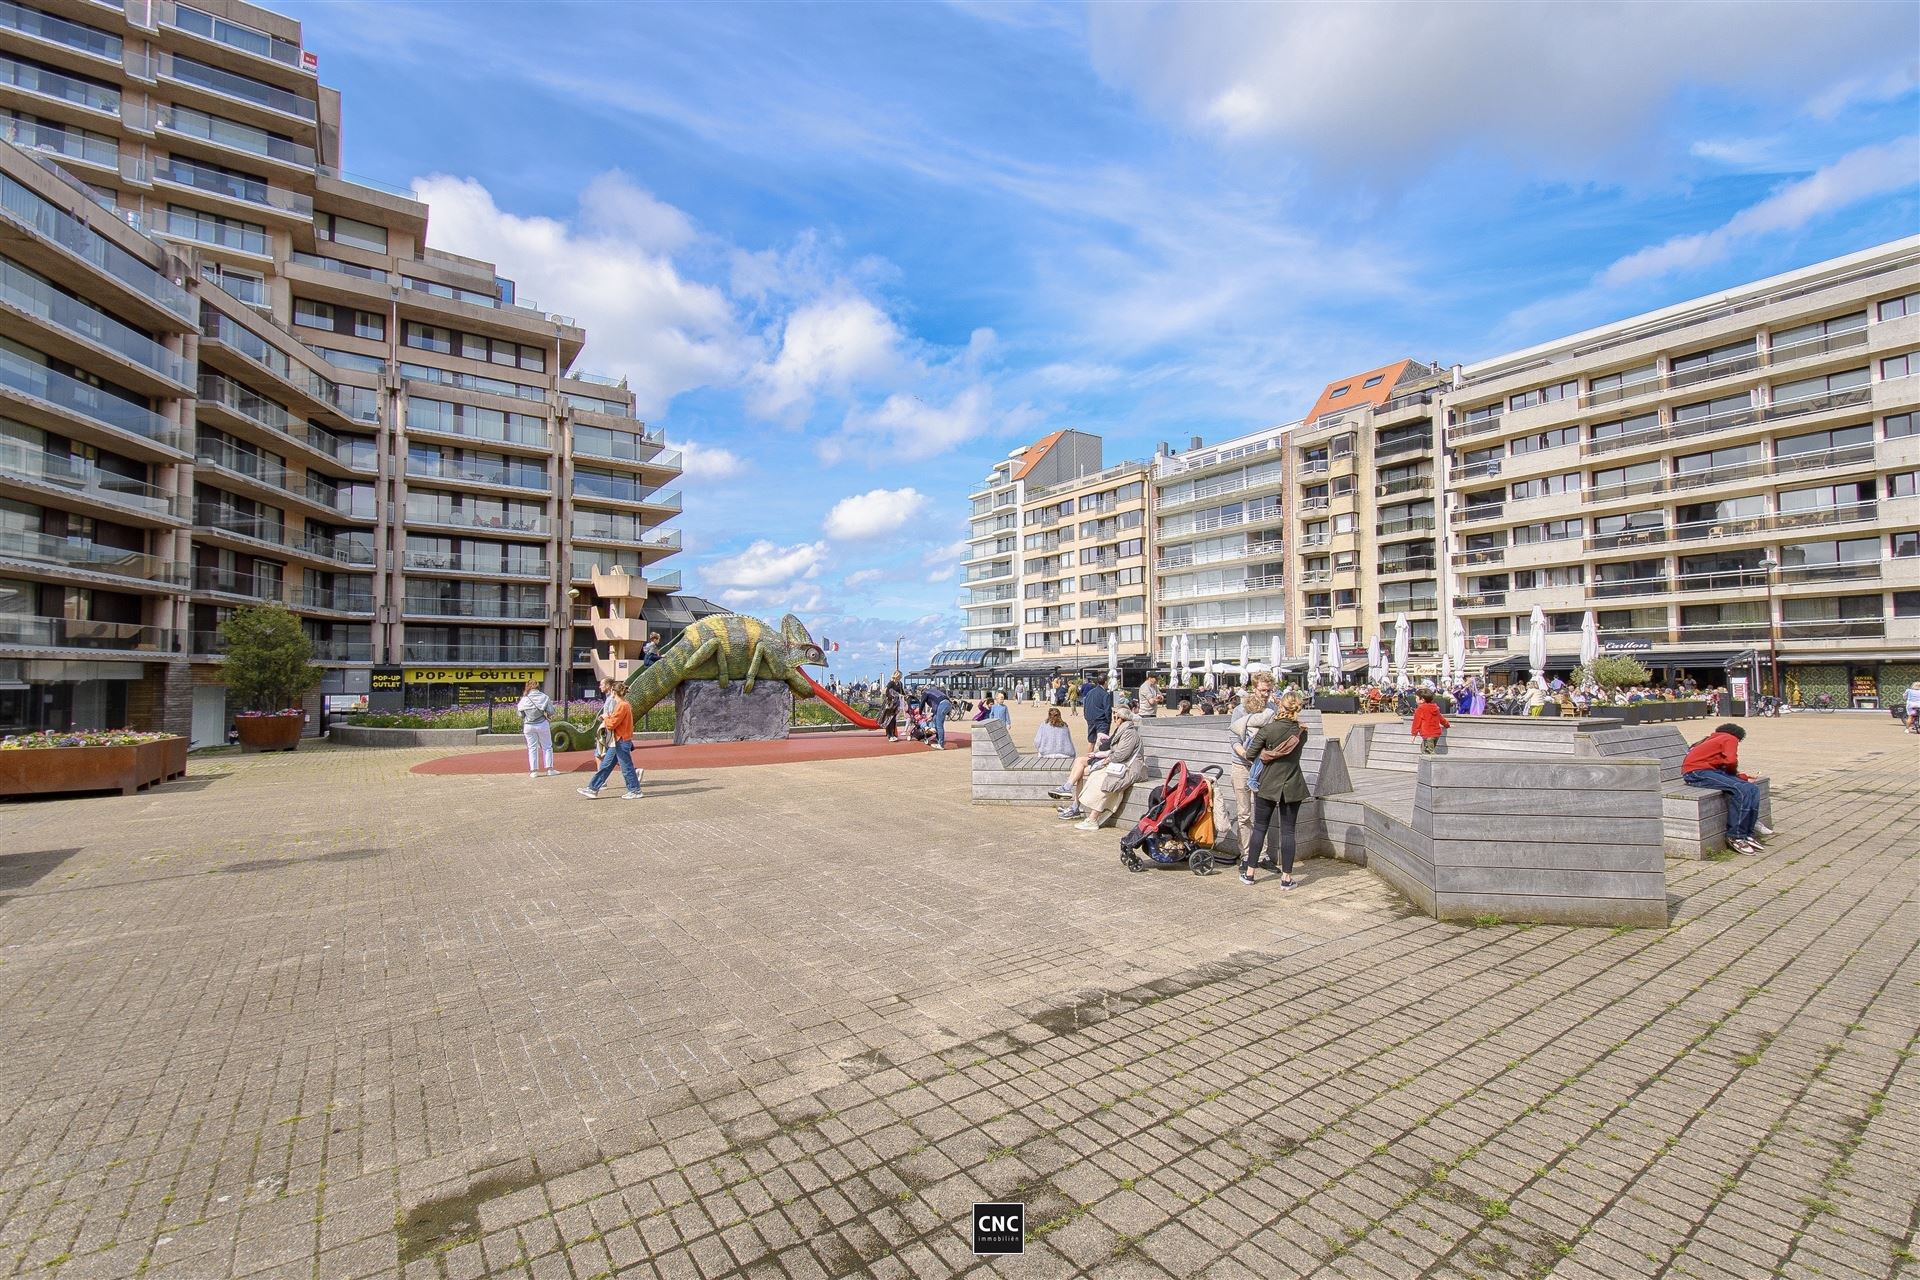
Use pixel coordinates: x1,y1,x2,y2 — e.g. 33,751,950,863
1438,237,1920,706
1150,426,1292,673
1289,361,1448,676
0,0,680,739
960,429,1100,657
1019,456,1153,674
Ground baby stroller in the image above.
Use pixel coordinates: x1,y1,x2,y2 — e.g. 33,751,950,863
1120,761,1227,875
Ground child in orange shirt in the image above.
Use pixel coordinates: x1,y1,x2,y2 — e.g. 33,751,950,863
1410,689,1449,755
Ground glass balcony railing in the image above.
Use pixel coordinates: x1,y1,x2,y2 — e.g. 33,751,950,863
162,207,268,256
155,105,314,168
0,440,182,519
194,435,284,487
191,565,283,599
647,569,681,592
201,307,371,419
0,55,118,114
155,157,312,217
0,110,117,170
405,456,550,491
0,342,180,447
198,372,373,469
0,614,167,651
159,53,316,121
406,409,548,449
0,173,195,320
0,0,121,60
570,481,681,510
292,529,373,565
0,257,190,385
403,506,548,536
400,362,544,402
402,551,549,577
401,597,548,621
307,635,373,662
0,526,186,582
162,1,304,70
294,588,372,613
194,505,286,546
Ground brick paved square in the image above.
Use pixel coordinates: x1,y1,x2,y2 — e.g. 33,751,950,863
0,711,1914,1278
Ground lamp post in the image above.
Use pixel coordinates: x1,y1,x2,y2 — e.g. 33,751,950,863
895,635,904,675
1758,556,1780,703
556,587,580,717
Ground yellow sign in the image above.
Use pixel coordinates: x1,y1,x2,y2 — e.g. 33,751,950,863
370,671,403,691
404,667,544,685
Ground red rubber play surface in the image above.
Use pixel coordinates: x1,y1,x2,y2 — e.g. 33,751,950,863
412,731,971,775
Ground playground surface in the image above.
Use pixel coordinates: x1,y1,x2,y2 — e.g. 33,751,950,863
0,707,1914,1279
413,730,972,776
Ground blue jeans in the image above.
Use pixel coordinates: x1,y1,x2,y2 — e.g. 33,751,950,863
589,738,640,793
931,700,950,746
1683,770,1758,839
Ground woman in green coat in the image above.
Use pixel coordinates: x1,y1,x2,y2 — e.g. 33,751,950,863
1242,692,1310,888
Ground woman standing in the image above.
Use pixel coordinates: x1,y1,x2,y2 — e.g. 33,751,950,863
1226,682,1276,857
1241,692,1310,887
877,671,907,742
516,678,559,777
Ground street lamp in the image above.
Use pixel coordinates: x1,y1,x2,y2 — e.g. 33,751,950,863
895,635,904,675
556,587,580,716
1757,556,1780,703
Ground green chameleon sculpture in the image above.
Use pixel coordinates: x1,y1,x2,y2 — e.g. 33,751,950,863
550,612,872,750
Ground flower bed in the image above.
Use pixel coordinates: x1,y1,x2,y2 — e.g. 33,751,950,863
0,732,187,798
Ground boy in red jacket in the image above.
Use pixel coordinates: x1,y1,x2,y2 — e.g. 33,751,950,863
1681,722,1770,854
1410,689,1449,754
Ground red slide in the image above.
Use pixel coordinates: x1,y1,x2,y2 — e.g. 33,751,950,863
800,671,882,729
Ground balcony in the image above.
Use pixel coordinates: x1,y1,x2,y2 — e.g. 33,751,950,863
1374,432,1431,459
154,104,315,169
1375,475,1433,498
1762,385,1873,424
194,505,286,548
294,588,372,614
568,480,679,509
402,597,548,622
156,53,317,123
1299,496,1330,513
160,1,307,73
0,440,183,520
188,565,284,601
1453,548,1505,567
0,109,115,173
1765,325,1868,372
1298,459,1330,476
407,410,550,451
0,529,185,583
1591,576,1670,599
287,250,386,283
308,635,373,662
1378,597,1440,615
153,157,312,219
1668,502,1878,544
1455,503,1506,525
401,550,548,578
0,343,182,449
1377,557,1436,576
0,54,118,115
404,507,548,536
0,0,121,60
1779,618,1885,640
1454,592,1507,609
408,455,551,494
1580,372,1662,410
159,206,269,257
1449,411,1505,441
1669,349,1762,391
0,614,167,652
1375,517,1436,537
0,258,191,388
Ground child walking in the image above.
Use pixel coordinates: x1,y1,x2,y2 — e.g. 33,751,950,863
1411,689,1449,755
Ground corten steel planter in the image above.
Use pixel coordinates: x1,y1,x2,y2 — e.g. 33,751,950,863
235,713,304,753
0,737,188,798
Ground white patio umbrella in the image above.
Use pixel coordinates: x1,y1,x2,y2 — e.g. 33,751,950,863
1367,634,1384,684
1326,636,1341,688
1307,635,1322,688
1439,652,1453,687
1579,609,1600,678
1528,605,1549,686
1269,635,1282,677
1107,631,1119,685
1394,615,1411,689
1175,633,1186,685
1239,634,1250,684
1450,616,1468,685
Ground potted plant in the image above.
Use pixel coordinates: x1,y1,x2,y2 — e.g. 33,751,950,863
220,605,322,752
1574,655,1651,721
0,729,187,797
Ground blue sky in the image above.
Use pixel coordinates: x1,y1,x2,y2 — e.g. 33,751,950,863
280,0,1918,675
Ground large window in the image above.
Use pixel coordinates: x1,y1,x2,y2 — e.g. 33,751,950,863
316,212,387,253
294,298,383,340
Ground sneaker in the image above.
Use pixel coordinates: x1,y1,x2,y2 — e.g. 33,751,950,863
928,743,944,750
1731,838,1762,854
1239,870,1256,886
1057,806,1084,821
621,790,644,800
1753,821,1774,837
1073,819,1101,832
1046,787,1074,800
529,771,539,778
544,768,562,777
576,787,601,799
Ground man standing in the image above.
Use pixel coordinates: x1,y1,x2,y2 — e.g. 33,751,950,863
1138,675,1163,718
578,678,643,799
922,682,953,750
1080,672,1112,749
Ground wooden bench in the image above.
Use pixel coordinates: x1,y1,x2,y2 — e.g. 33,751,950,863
1577,726,1772,859
968,718,1075,804
1116,713,1344,856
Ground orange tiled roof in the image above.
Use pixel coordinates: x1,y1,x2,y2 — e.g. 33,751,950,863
1304,359,1414,424
1012,430,1068,481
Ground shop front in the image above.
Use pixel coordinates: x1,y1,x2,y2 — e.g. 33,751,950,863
396,666,548,711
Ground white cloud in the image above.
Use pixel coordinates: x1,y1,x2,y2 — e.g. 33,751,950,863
673,439,745,480
412,174,743,416
823,487,927,540
1807,63,1920,120
1087,2,1908,179
1600,137,1920,287
823,383,1033,464
703,538,826,590
748,295,902,422
842,568,887,589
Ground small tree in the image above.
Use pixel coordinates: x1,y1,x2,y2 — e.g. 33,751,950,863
1575,654,1650,693
218,604,322,713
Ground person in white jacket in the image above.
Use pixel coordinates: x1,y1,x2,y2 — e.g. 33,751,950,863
517,679,559,777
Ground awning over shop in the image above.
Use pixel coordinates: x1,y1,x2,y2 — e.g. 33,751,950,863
1483,648,1756,675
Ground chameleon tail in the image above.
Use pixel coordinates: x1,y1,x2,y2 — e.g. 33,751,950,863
621,659,677,718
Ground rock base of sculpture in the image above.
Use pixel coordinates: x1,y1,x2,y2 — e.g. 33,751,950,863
673,680,792,745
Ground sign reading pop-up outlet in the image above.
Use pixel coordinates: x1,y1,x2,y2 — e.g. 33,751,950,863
972,1202,1024,1255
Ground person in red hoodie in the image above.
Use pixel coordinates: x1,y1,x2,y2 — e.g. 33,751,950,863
1410,689,1450,755
1681,722,1770,854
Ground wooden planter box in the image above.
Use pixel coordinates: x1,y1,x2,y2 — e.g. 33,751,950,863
235,713,304,753
0,736,188,798
1314,694,1359,714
